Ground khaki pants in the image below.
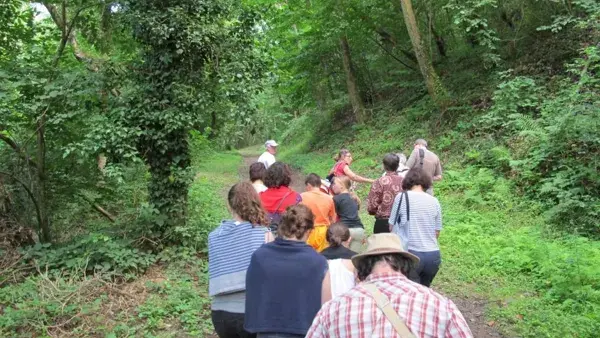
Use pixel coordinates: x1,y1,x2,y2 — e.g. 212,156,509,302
349,227,366,253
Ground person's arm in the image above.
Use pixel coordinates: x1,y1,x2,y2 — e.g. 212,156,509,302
388,194,401,232
328,199,337,223
305,305,328,338
321,270,332,305
433,158,443,181
445,301,474,338
343,165,374,184
435,200,442,239
405,148,418,169
366,180,382,215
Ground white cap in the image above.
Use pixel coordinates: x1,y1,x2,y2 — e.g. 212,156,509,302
265,140,278,148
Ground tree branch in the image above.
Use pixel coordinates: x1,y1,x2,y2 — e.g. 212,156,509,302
0,133,38,169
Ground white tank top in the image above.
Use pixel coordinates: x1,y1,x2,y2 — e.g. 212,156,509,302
328,259,356,299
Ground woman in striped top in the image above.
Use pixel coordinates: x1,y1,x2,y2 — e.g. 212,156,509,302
209,182,274,338
389,168,443,287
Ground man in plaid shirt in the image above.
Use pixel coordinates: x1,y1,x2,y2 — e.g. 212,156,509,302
306,234,473,338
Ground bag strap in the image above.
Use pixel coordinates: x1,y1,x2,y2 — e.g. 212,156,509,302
394,192,404,225
363,283,416,338
394,192,410,225
419,149,425,168
274,191,293,212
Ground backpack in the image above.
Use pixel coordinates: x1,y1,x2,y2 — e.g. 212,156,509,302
419,148,425,168
268,191,292,235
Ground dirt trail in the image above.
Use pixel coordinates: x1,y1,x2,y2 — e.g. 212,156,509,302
231,153,504,338
239,155,305,193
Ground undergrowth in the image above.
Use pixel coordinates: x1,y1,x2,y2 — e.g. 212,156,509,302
0,135,241,337
278,75,600,337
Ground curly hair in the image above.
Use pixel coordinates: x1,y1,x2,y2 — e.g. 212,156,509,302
402,167,433,191
278,204,314,240
356,254,414,281
264,162,292,188
326,223,350,247
249,162,267,183
227,182,268,226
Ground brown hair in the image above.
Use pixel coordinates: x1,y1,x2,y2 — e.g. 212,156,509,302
278,204,314,240
249,162,266,183
227,182,268,226
305,173,321,188
335,176,361,208
326,223,350,247
264,162,292,188
334,149,350,162
402,168,433,191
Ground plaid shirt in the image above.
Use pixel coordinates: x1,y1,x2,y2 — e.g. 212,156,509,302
306,272,473,338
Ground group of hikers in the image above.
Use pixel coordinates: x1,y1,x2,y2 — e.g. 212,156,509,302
208,139,473,338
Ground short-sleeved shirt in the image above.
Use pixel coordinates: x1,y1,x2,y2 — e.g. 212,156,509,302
333,193,363,229
406,148,442,179
257,152,276,168
332,161,348,177
301,190,336,226
367,173,403,219
389,190,442,252
260,187,302,214
306,272,473,338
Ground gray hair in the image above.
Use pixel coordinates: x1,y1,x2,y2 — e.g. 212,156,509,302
396,153,407,165
415,139,428,147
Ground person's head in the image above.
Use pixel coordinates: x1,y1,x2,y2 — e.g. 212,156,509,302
396,153,407,166
227,182,268,225
264,162,292,188
402,167,433,191
278,204,314,241
249,162,267,183
326,223,351,248
334,149,353,165
351,233,419,281
265,140,278,155
331,176,361,207
382,153,400,172
305,173,322,192
414,139,428,150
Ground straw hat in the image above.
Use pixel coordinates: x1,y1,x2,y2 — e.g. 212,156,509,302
351,233,420,267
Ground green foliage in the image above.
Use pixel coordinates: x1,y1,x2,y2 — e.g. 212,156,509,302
21,233,157,279
137,264,212,336
0,274,105,336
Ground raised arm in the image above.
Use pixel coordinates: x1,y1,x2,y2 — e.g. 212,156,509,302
343,165,374,184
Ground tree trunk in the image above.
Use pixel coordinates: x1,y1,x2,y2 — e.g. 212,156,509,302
36,119,51,243
340,36,366,122
399,0,448,109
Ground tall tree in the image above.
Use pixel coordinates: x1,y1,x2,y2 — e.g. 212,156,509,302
340,36,366,122
399,0,448,109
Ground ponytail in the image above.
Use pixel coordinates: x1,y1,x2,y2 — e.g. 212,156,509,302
334,149,350,162
326,223,351,247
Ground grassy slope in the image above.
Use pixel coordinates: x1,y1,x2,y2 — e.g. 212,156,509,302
277,106,600,338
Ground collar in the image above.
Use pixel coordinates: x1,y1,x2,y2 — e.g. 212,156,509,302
364,271,409,283
384,171,399,176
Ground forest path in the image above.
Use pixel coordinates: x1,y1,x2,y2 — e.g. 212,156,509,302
233,149,504,338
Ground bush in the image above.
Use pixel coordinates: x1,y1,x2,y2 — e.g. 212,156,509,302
21,233,157,279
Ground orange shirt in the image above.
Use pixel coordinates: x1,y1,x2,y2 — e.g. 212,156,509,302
301,190,337,226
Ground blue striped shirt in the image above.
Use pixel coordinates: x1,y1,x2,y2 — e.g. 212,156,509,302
389,191,442,252
208,220,268,312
